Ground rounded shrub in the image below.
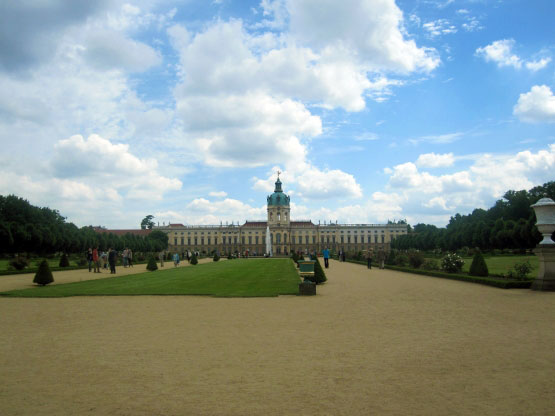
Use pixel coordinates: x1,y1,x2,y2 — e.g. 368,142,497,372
146,256,158,271
408,250,424,269
33,260,54,286
59,253,70,268
190,254,198,265
304,258,327,284
441,253,464,273
9,257,28,270
213,253,220,262
421,259,440,271
469,249,488,277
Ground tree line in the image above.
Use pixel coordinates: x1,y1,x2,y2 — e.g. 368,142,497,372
0,195,168,255
391,181,555,252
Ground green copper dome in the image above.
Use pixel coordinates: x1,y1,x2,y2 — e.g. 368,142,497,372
267,177,290,207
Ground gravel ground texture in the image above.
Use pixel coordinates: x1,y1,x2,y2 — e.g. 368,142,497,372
0,258,553,416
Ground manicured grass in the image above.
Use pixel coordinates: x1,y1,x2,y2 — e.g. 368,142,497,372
0,258,301,298
462,255,538,277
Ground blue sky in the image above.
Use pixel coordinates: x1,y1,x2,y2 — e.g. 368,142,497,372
0,0,553,228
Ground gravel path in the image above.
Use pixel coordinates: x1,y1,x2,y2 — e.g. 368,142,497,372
0,259,553,415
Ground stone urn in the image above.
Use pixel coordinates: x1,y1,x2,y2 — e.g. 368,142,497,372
531,198,555,245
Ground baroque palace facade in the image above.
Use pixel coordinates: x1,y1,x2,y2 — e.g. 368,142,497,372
158,176,407,256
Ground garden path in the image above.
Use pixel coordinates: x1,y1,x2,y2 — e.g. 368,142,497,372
0,258,553,415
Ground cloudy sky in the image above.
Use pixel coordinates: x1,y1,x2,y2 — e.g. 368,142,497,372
0,0,553,228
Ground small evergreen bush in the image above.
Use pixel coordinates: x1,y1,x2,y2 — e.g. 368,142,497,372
507,260,533,280
33,260,54,286
9,257,28,270
421,259,440,271
146,256,158,271
305,258,327,284
385,250,396,265
395,253,409,267
77,258,87,267
191,254,198,265
469,249,488,277
59,253,70,268
441,253,464,273
213,253,220,262
408,250,424,269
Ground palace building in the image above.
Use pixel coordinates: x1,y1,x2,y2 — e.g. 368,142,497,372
158,175,407,256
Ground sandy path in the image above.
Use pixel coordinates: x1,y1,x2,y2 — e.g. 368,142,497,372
0,259,553,415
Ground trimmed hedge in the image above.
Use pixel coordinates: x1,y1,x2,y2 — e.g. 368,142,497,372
340,258,531,289
385,265,532,289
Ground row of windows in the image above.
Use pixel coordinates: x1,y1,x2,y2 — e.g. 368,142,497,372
172,234,387,246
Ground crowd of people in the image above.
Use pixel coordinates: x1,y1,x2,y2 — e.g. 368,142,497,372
86,247,134,274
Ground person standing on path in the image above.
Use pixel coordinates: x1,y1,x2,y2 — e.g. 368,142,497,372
341,250,346,262
366,250,373,269
323,247,330,268
377,249,386,269
127,248,133,267
173,252,179,267
87,248,93,272
108,248,117,274
92,247,100,273
159,251,165,267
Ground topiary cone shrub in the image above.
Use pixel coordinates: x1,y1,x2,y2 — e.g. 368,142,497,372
312,258,327,284
59,253,70,268
469,249,488,277
146,256,158,271
213,253,220,262
33,260,54,286
190,254,198,265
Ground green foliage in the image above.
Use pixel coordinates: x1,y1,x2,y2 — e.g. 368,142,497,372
408,250,424,269
386,265,532,289
469,249,488,277
304,258,327,284
394,253,409,267
140,215,155,230
390,181,554,252
441,253,464,273
421,259,440,271
59,253,70,268
9,256,28,270
213,253,220,262
33,260,54,286
190,254,198,265
385,250,396,265
507,260,533,280
146,256,158,271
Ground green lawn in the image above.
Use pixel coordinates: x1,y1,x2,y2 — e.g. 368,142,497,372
424,255,539,277
0,258,301,298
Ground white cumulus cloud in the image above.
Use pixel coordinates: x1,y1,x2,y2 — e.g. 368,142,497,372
416,152,455,168
513,85,555,123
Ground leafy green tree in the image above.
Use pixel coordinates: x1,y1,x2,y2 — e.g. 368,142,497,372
141,215,155,230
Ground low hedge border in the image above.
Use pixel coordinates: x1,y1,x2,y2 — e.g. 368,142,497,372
385,265,532,289
338,258,531,289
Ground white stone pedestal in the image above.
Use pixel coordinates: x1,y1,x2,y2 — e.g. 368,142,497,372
532,245,555,291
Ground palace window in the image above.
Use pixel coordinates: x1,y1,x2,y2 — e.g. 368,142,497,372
174,238,177,245
201,238,204,245
256,236,259,244
188,238,191,245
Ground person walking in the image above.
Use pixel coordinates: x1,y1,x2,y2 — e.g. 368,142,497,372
108,248,117,274
173,252,179,267
377,249,386,269
122,248,128,268
101,251,108,269
87,248,93,272
127,248,133,267
366,250,373,269
92,247,100,273
323,247,330,268
159,251,165,267
341,250,346,262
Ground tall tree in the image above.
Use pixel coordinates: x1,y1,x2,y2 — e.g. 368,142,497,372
141,215,155,230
